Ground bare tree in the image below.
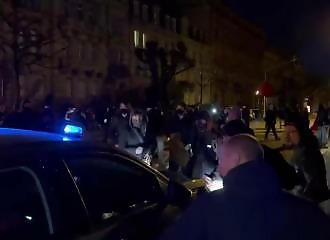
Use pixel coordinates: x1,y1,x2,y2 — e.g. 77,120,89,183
135,40,195,106
0,0,67,104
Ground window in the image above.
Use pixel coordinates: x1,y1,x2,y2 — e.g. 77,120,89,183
77,3,83,21
0,168,51,239
133,0,140,18
153,6,159,25
30,30,38,53
165,15,170,30
142,4,148,21
142,33,147,48
134,31,146,48
134,30,140,47
65,155,163,225
172,18,177,32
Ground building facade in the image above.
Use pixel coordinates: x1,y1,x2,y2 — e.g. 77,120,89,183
181,0,268,106
0,0,297,107
0,0,214,106
128,0,213,105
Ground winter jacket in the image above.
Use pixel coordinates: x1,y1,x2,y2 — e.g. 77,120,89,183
160,160,330,240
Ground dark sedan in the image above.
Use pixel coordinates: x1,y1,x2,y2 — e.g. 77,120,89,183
0,128,193,240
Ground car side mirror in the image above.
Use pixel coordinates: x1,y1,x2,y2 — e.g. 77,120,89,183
167,180,192,209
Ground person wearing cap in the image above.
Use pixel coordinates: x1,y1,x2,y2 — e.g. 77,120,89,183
159,135,330,240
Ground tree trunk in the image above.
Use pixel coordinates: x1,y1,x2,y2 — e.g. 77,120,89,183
13,0,21,106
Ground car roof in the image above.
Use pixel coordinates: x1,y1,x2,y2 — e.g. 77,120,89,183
0,129,168,181
0,128,79,144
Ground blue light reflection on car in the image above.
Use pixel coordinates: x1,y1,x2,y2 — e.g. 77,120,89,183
62,137,72,142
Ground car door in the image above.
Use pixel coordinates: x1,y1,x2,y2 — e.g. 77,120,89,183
0,167,53,240
63,152,169,240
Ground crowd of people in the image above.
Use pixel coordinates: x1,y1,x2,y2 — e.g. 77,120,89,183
158,104,330,240
0,95,329,237
0,96,329,202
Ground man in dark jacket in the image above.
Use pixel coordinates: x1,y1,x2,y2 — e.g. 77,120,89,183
160,135,330,240
221,119,299,190
265,104,280,140
108,102,130,146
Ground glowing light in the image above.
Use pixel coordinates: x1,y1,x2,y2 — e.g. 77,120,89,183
142,33,147,48
62,137,71,142
207,144,212,149
206,178,223,192
204,175,224,192
25,216,33,221
134,30,139,47
64,124,83,136
211,108,217,114
255,90,260,95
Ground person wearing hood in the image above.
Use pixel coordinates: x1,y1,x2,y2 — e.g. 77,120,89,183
117,110,150,161
159,135,330,240
287,118,329,202
108,102,131,146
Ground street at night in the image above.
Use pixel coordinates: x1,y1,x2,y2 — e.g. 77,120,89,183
1,0,330,239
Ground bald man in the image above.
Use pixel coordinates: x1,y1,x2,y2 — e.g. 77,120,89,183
159,135,330,240
217,134,264,177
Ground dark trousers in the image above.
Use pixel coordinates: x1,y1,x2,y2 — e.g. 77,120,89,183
265,123,278,139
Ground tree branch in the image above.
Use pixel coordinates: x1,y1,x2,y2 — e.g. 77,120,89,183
175,62,195,76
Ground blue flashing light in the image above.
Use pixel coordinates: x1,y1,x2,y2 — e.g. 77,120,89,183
63,124,83,136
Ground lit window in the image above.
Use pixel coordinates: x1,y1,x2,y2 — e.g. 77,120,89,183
142,33,146,48
134,30,140,47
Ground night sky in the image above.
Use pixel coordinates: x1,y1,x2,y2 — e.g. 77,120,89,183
223,0,330,75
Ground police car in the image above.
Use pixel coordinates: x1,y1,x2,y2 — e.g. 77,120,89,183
0,125,195,240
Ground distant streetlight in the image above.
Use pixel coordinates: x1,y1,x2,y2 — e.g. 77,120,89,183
255,90,260,96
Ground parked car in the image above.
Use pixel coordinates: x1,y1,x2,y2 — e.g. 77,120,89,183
0,127,195,240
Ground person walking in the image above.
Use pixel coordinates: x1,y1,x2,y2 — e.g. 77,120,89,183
159,135,330,240
265,104,280,140
241,105,250,127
